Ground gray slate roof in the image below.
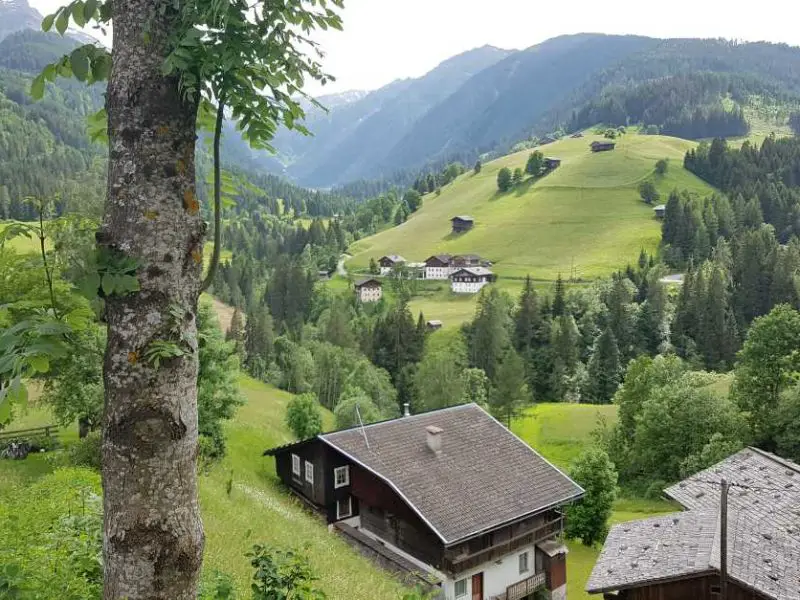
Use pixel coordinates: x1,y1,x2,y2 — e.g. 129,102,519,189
587,448,800,599
354,277,381,288
380,255,406,263
451,267,493,278
320,404,583,546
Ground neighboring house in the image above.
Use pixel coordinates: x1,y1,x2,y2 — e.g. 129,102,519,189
379,255,406,276
354,278,382,303
544,158,562,170
452,254,483,268
586,447,800,600
451,216,475,234
318,270,332,281
451,267,494,294
265,404,584,600
590,141,616,152
653,204,666,219
407,261,427,279
426,254,454,280
540,136,557,145
570,132,584,138
426,319,443,331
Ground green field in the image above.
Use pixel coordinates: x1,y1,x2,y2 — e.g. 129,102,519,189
2,362,674,599
348,133,714,282
0,221,44,254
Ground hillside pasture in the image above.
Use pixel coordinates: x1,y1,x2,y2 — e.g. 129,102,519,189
0,221,44,255
347,133,714,282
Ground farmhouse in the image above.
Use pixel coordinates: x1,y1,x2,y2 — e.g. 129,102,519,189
265,404,583,600
378,255,406,275
590,141,616,153
450,266,494,294
543,157,562,170
587,447,800,600
570,132,584,138
451,215,475,234
653,204,666,219
425,254,454,280
354,278,382,303
452,254,483,268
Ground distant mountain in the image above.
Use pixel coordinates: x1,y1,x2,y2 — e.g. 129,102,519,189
260,34,800,188
0,0,41,41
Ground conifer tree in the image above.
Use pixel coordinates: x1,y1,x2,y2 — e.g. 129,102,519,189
465,288,512,380
552,274,566,317
226,308,245,355
489,350,529,426
244,305,275,380
585,327,621,404
550,315,581,401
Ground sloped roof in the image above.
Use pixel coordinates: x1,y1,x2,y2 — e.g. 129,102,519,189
451,215,474,222
354,277,381,288
587,448,800,599
319,404,583,545
380,255,406,263
451,267,493,278
425,254,453,265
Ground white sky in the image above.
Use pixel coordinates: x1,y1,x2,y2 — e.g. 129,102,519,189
30,0,800,96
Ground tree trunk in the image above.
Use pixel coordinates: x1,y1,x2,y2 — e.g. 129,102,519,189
78,416,90,439
101,0,204,597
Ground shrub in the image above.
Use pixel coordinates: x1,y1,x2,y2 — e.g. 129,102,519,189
285,393,323,440
65,431,102,470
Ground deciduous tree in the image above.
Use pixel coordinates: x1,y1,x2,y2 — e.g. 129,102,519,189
497,167,512,192
285,393,323,440
565,449,617,546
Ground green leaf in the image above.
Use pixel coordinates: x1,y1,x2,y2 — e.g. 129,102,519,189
29,355,50,374
91,54,111,81
42,13,56,31
55,10,68,35
101,273,115,296
70,49,90,81
118,275,140,293
30,75,45,100
71,1,86,27
83,0,97,21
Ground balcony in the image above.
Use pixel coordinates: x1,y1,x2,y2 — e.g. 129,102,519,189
489,572,546,600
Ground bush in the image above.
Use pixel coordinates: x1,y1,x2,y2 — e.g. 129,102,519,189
65,431,101,470
285,393,323,440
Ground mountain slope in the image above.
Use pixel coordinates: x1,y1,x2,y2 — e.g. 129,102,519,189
0,0,41,41
274,45,513,186
347,132,715,280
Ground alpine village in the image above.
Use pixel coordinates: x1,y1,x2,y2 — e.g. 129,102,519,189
3,1,800,599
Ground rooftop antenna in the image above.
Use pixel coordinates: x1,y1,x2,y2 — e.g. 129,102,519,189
355,403,370,450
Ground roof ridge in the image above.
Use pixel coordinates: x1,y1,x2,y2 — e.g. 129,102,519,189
747,446,800,474
319,403,478,439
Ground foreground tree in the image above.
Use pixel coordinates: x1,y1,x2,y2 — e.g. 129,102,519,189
35,0,343,595
565,449,618,546
285,393,323,440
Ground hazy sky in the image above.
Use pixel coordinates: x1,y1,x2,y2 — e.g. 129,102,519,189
30,0,800,96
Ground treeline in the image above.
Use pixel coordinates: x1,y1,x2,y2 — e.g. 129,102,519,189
567,73,751,139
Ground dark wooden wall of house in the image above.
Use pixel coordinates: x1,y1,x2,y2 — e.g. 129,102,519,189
619,575,769,600
351,464,445,568
274,442,326,506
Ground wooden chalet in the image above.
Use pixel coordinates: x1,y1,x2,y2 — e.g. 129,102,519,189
451,216,475,234
452,254,483,268
653,204,666,219
266,404,583,600
378,254,406,275
425,254,454,280
543,157,562,170
590,141,616,153
587,448,800,600
450,267,494,295
426,319,443,331
354,278,382,303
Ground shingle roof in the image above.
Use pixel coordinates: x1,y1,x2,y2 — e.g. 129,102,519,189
380,255,406,263
451,215,474,222
587,448,800,599
354,278,381,287
320,404,583,545
451,267,493,277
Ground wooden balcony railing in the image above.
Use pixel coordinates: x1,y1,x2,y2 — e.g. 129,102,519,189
500,572,547,600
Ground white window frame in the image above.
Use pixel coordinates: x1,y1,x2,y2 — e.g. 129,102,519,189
304,460,314,484
291,454,301,477
454,578,467,598
334,465,350,489
336,496,352,520
519,551,529,574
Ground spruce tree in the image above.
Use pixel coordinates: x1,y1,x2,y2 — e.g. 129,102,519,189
489,350,529,427
585,328,621,404
552,274,566,317
550,315,581,401
466,288,512,380
244,305,275,380
226,308,245,355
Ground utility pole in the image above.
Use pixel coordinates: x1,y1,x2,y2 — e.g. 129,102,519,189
720,477,729,600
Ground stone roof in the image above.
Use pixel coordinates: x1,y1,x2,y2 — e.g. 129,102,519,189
587,448,800,599
451,267,493,278
319,404,583,545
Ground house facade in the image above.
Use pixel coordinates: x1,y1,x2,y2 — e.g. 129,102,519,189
587,448,800,600
379,255,406,276
451,267,493,294
354,278,382,303
266,404,584,600
425,255,454,280
451,216,475,234
653,204,666,219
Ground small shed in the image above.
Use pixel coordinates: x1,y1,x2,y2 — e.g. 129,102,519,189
426,320,443,331
590,141,616,153
543,157,561,170
450,215,474,234
653,204,666,219
570,132,584,138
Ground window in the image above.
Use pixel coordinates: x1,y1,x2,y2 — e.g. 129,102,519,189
336,496,352,519
305,460,314,484
334,466,350,488
519,551,529,574
454,578,467,598
291,454,301,477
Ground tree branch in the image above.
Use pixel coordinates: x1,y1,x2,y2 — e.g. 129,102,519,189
200,98,225,293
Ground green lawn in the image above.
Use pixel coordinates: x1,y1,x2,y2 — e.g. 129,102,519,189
347,133,713,282
0,221,44,255
511,403,678,600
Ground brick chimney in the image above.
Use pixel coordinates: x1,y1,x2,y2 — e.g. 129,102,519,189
426,425,443,454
